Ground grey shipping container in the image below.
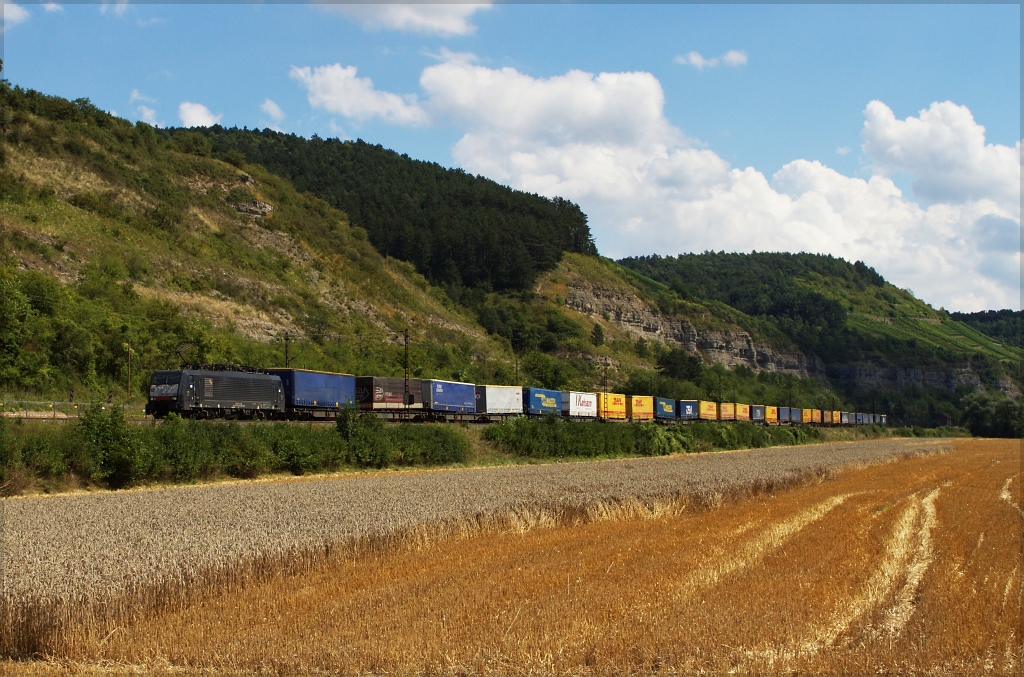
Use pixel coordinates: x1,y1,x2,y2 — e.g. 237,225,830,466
476,385,523,414
751,405,765,422
779,407,791,423
841,412,851,424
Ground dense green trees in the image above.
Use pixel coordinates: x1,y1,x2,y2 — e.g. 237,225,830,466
170,127,597,293
959,392,1023,438
951,309,1022,349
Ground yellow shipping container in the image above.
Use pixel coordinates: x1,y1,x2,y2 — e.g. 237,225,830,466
719,402,736,421
597,392,627,420
699,400,718,420
766,406,779,423
801,408,813,424
735,403,751,421
831,410,841,424
627,395,654,420
812,409,822,424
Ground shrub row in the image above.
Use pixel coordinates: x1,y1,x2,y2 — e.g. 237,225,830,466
482,416,825,459
0,407,468,492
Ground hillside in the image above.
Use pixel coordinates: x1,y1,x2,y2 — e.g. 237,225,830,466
0,85,517,399
1,83,1019,428
619,253,1022,389
950,309,1022,349
167,126,597,296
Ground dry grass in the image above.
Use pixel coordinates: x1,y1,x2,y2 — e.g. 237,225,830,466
2,439,1019,674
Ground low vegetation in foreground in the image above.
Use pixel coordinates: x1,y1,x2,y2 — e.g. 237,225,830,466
1,439,1018,674
0,405,966,495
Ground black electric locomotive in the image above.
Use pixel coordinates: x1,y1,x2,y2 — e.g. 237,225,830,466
145,368,285,419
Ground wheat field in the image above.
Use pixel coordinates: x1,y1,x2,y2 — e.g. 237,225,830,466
2,438,1020,674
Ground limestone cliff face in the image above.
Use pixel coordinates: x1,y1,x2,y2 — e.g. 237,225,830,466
824,364,983,392
566,281,1002,395
565,283,826,379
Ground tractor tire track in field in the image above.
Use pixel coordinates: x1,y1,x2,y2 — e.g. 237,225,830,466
741,488,940,670
673,493,851,602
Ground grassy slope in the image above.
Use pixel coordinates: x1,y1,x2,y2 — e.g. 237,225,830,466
0,96,512,400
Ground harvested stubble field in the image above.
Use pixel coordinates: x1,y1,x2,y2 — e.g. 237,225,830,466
2,438,1021,674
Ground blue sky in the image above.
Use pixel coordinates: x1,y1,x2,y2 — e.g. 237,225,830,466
2,2,1021,312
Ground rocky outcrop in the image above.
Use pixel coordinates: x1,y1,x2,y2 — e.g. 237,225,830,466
232,200,273,217
565,281,1008,395
566,283,825,379
824,364,983,393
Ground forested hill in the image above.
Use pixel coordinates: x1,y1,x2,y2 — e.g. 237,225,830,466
950,310,1022,349
618,252,1021,381
167,127,596,294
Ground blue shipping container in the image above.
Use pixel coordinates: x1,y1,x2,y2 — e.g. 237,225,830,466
655,397,676,420
791,408,803,424
779,407,791,423
751,405,765,422
268,369,355,411
524,388,562,416
422,380,476,413
678,400,699,421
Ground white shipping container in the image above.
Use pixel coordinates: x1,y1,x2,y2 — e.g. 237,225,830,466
476,385,523,414
563,391,598,418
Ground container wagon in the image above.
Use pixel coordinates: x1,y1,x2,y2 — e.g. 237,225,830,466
475,385,523,418
719,402,736,421
841,412,851,425
765,406,779,424
812,409,822,424
628,395,654,422
751,405,765,423
422,379,476,416
699,400,718,421
679,400,699,421
779,407,791,424
525,388,562,417
801,409,813,425
355,377,424,412
736,403,751,421
267,368,355,419
792,408,803,424
563,391,598,419
655,397,676,421
598,393,628,421
146,369,284,419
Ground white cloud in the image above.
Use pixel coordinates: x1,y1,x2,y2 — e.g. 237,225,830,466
2,3,30,32
836,146,851,156
178,101,222,128
43,2,62,12
674,49,748,70
99,0,129,17
417,60,1019,311
130,88,155,104
321,2,490,36
721,50,748,67
260,98,286,122
675,51,716,70
290,64,428,126
861,100,1021,214
137,105,160,127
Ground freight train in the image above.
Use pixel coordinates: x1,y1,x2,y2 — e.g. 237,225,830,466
145,366,887,426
